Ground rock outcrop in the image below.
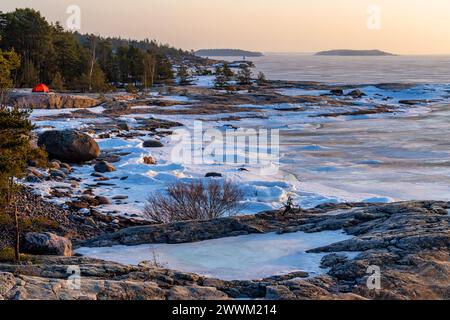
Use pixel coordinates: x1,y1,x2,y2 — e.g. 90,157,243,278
9,93,101,109
143,156,157,165
1,201,448,300
0,256,339,300
21,232,72,257
94,161,116,173
143,140,164,148
38,130,100,163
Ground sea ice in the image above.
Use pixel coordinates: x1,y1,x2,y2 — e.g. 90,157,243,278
76,230,356,281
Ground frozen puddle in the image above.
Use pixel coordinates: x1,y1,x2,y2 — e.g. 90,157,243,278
76,230,356,281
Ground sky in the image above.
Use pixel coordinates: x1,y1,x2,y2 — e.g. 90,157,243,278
1,0,450,55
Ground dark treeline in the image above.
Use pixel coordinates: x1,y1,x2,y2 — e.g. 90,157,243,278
0,8,198,92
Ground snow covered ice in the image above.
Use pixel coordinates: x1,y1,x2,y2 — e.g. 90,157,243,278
26,81,450,217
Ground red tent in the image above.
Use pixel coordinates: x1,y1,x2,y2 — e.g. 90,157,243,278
32,83,50,93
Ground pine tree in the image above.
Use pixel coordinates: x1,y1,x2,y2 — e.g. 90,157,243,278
155,54,174,83
0,48,20,106
50,72,65,91
257,72,267,86
0,49,47,262
0,9,55,85
90,63,108,92
237,65,252,85
142,52,156,90
222,63,234,80
72,63,108,93
20,59,39,88
0,108,47,262
178,65,192,85
0,8,194,90
214,66,228,89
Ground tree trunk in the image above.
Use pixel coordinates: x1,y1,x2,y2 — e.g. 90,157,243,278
88,37,97,92
14,201,20,262
150,62,155,87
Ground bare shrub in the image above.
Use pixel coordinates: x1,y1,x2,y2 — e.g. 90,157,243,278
140,249,168,269
143,179,244,223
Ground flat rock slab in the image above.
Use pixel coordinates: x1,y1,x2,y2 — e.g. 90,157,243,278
9,93,101,109
1,201,449,300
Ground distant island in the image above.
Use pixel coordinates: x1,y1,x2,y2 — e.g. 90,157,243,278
315,49,395,56
195,49,264,57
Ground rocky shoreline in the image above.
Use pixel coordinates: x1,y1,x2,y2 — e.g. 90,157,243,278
9,92,102,109
20,78,439,222
1,200,448,300
1,79,449,300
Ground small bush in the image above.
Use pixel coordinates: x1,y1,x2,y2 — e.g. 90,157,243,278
29,147,48,168
0,247,30,262
0,213,13,225
20,216,59,232
143,180,244,224
125,84,138,94
0,205,57,231
0,247,15,262
257,72,267,86
97,93,106,102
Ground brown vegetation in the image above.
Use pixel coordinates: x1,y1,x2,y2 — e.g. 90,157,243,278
143,180,244,224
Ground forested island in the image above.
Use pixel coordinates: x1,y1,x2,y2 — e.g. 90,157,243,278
195,49,263,57
315,49,395,56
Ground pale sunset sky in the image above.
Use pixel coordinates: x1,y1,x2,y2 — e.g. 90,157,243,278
1,0,449,55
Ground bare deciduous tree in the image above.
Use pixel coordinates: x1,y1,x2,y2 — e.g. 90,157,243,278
88,35,97,92
143,180,244,224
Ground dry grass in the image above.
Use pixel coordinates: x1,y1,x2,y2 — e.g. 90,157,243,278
143,179,244,224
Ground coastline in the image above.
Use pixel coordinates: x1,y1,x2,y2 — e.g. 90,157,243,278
1,74,449,300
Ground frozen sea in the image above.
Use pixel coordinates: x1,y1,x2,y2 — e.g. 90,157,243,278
201,54,450,206
36,54,450,279
76,230,357,281
215,53,450,84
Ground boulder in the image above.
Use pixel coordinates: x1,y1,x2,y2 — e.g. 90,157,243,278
38,130,100,163
143,140,164,148
49,169,66,179
94,161,116,173
48,161,60,169
21,232,72,257
143,156,157,165
399,99,428,105
25,175,42,183
98,133,111,139
320,253,349,268
265,285,297,300
59,162,72,171
168,286,229,300
330,89,344,96
96,196,112,205
205,172,222,178
347,89,366,98
112,195,128,200
117,121,130,131
27,168,44,179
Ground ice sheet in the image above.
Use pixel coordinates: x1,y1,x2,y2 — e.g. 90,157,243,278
76,230,356,281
